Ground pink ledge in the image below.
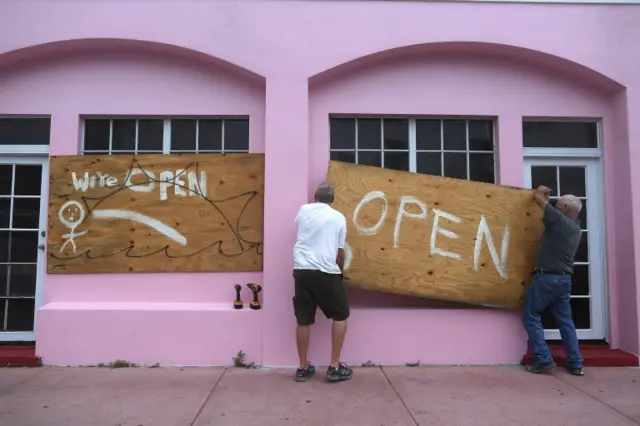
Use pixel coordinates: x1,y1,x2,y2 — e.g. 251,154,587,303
305,307,528,367
35,302,263,367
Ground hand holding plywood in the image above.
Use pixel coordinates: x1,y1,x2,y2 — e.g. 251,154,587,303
326,161,544,309
47,153,264,274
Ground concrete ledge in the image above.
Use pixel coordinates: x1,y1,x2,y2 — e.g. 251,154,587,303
36,302,262,366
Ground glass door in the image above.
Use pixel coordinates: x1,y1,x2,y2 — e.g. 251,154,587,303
0,157,48,341
524,158,606,340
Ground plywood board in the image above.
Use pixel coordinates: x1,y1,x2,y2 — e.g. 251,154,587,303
327,161,544,309
47,153,264,274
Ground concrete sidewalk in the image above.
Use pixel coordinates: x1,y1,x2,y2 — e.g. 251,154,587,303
0,366,638,426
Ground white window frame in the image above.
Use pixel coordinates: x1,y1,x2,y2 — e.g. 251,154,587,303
0,117,51,341
522,118,608,341
329,117,497,182
81,117,251,155
0,153,49,342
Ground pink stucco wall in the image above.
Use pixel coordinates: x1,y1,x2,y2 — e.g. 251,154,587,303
1,1,639,366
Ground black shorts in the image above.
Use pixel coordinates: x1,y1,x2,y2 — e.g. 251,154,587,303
292,269,350,325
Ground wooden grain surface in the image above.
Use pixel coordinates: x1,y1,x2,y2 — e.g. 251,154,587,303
327,161,544,309
47,153,264,274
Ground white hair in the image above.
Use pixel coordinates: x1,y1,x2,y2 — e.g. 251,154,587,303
559,194,583,215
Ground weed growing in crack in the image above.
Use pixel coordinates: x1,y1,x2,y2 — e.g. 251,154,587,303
232,350,258,369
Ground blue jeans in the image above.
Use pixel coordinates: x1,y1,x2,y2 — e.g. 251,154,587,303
523,273,583,369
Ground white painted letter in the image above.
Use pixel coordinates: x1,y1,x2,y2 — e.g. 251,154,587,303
71,172,90,192
352,191,388,236
174,169,187,197
430,209,462,260
159,170,174,201
474,216,510,280
124,168,156,193
106,176,118,187
188,171,207,198
96,172,107,187
394,196,428,248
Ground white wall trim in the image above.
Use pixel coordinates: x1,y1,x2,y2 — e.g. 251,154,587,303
405,0,640,4
0,145,50,156
0,332,35,342
524,148,602,158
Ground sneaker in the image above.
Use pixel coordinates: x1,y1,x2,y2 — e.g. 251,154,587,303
565,365,585,376
525,360,556,374
326,362,353,382
295,363,316,382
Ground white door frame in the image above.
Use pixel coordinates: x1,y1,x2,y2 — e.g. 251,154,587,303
0,153,49,341
523,155,608,341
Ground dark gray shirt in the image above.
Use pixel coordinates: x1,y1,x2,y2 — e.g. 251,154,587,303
534,203,582,274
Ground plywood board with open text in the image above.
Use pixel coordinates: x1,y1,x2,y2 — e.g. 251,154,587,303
47,153,264,274
327,161,544,309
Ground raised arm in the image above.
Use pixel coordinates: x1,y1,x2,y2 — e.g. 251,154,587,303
533,185,565,229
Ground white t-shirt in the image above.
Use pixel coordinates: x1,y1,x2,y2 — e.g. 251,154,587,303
293,202,347,275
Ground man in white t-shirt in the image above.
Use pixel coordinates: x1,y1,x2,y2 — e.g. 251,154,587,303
292,183,353,383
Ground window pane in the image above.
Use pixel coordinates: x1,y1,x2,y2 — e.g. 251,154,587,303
384,151,409,171
330,118,355,150
6,298,35,332
531,166,557,196
9,231,38,263
559,166,586,197
542,297,591,330
0,165,11,195
416,120,441,150
443,120,466,150
443,153,467,180
578,203,587,230
199,119,222,151
0,265,6,295
0,198,9,228
8,264,37,297
170,119,196,152
358,151,381,167
0,299,4,331
357,118,381,149
468,120,493,151
12,198,40,229
571,298,591,329
0,231,7,262
416,152,442,176
0,118,50,145
137,120,164,151
330,151,355,164
575,231,588,263
111,119,136,151
469,153,495,183
383,119,409,150
14,165,42,196
523,121,598,148
572,264,590,296
224,119,249,151
83,119,110,151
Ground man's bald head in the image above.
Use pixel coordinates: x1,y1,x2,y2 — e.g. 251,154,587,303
315,183,335,204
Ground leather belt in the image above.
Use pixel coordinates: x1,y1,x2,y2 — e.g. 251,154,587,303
532,269,572,276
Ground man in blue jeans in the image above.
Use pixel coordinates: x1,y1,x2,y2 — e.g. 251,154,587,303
524,185,585,376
